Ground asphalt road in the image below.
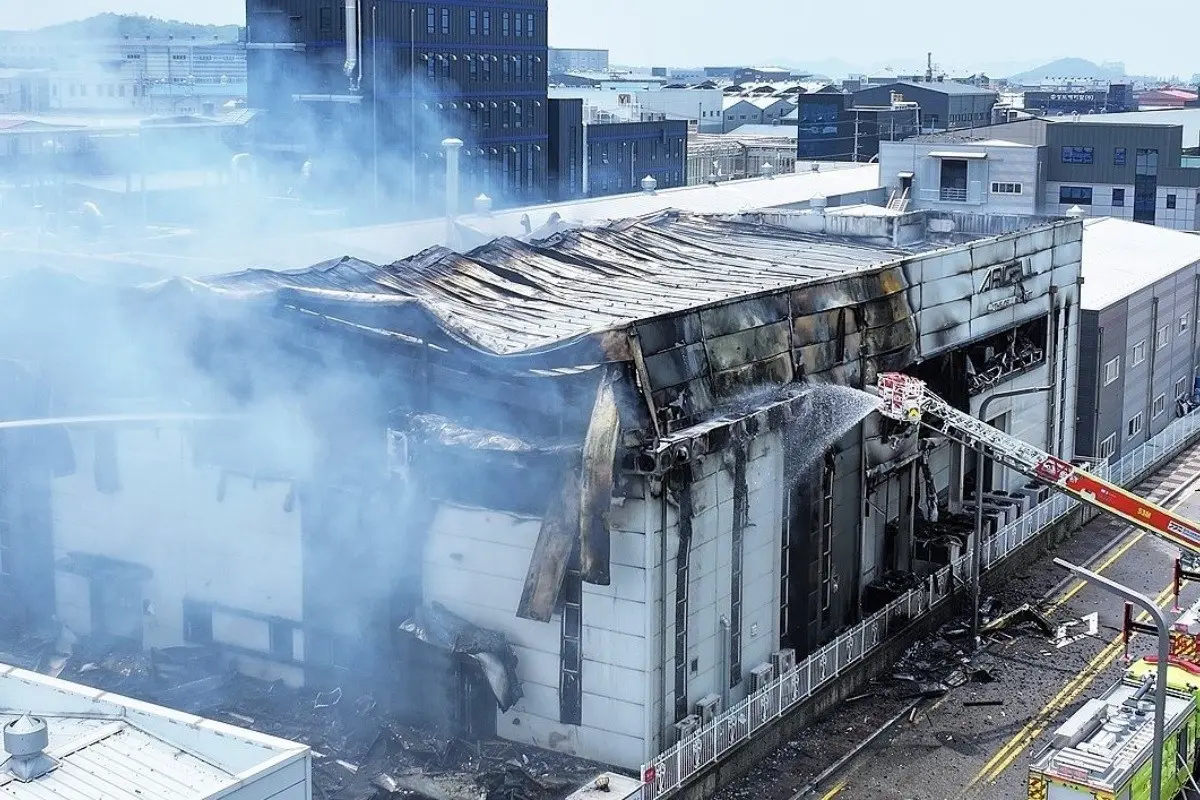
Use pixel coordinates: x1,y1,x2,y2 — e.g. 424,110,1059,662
719,445,1200,800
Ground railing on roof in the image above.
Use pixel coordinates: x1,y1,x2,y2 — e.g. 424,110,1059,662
639,407,1200,800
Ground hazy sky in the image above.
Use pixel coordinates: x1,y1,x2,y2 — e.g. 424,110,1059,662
9,0,1198,79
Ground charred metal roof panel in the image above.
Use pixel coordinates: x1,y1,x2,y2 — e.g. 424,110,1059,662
201,212,906,356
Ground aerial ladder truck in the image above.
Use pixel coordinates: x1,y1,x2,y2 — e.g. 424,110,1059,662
874,372,1200,556
875,373,1200,800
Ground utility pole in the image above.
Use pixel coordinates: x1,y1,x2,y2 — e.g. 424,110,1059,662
853,111,860,163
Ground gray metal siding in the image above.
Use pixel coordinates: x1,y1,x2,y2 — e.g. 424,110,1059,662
1097,302,1130,459
1046,122,1200,187
1075,310,1100,457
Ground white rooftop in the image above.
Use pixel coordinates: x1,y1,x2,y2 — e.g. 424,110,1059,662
1080,217,1200,310
0,663,310,800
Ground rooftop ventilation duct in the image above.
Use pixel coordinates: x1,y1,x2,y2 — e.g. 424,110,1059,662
640,175,658,193
1066,204,1087,219
3,715,57,782
343,0,361,91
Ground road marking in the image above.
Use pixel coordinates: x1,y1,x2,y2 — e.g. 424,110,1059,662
969,584,1173,790
818,780,846,800
965,479,1200,793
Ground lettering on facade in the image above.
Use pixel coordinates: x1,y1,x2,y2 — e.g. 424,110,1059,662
981,258,1033,311
1048,93,1099,102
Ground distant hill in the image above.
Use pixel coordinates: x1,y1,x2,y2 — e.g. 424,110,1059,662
19,13,240,41
1007,58,1124,84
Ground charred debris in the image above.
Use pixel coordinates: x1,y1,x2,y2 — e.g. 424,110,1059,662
0,208,1028,773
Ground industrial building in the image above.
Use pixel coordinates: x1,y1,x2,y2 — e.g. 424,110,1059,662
853,80,998,133
1075,218,1200,462
546,98,688,199
721,96,797,133
1021,84,1135,116
245,0,550,207
687,132,798,184
0,664,310,798
878,112,1200,229
549,48,609,74
0,193,1081,772
796,90,920,162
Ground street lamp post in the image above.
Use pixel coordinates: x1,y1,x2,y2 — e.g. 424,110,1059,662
971,385,1052,650
1054,558,1168,800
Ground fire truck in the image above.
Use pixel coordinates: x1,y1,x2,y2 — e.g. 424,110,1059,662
874,373,1200,800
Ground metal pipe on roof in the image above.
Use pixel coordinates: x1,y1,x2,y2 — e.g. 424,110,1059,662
343,0,359,90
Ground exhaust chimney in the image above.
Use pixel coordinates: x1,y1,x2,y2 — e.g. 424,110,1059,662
3,715,57,782
343,0,360,90
442,138,464,219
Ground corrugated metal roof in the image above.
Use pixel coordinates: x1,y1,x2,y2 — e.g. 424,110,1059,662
1080,217,1200,310
0,721,232,800
198,211,905,356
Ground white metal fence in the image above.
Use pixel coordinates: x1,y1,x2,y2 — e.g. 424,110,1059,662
639,409,1200,800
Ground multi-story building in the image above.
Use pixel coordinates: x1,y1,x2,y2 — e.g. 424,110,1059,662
1076,217,1200,461
548,47,608,74
546,97,687,199
1021,84,1135,116
720,95,796,133
687,131,796,184
796,90,920,162
853,80,997,132
245,0,549,208
879,112,1200,229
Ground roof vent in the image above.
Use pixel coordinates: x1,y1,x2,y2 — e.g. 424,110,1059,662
1066,204,1087,219
3,715,57,782
474,193,493,215
810,193,827,211
761,162,776,178
640,175,658,193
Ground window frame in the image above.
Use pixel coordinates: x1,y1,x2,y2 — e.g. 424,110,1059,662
1104,356,1121,386
1128,412,1144,438
1132,340,1146,366
1182,313,1191,333
1112,187,1126,207
990,182,1023,195
1154,394,1167,418
1059,185,1093,205
1061,146,1095,164
1114,147,1127,166
1167,193,1178,210
1098,433,1117,460
1157,324,1171,350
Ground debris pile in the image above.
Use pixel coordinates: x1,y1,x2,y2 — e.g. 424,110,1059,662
0,623,601,800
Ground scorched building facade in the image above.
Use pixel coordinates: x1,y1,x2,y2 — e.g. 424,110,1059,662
0,208,1081,771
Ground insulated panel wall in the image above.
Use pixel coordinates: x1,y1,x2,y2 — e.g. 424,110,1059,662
51,428,304,685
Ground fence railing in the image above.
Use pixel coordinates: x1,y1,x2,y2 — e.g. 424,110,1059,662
639,409,1200,800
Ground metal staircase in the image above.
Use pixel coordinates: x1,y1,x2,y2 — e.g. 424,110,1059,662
886,187,910,213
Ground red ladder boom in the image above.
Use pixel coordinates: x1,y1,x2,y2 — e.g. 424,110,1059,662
874,372,1200,555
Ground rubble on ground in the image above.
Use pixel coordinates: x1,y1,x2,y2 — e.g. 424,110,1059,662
0,624,603,800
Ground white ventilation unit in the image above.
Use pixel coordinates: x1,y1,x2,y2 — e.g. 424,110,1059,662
674,715,700,743
771,648,797,676
694,694,722,724
3,716,57,782
748,663,775,692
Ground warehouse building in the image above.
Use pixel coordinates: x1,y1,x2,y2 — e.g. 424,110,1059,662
0,201,1080,771
852,80,998,133
1076,217,1200,461
0,664,310,798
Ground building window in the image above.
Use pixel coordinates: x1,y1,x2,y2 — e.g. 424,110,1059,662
1098,434,1117,460
426,6,435,34
1112,187,1125,207
502,12,509,36
991,182,1022,194
1154,394,1167,418
182,599,213,644
1114,147,1127,166
483,10,490,35
1104,356,1121,385
1157,324,1171,349
1129,413,1144,438
1060,186,1093,205
426,55,435,80
527,13,535,37
1167,193,1178,209
469,9,476,35
1182,313,1191,333
441,8,449,34
1061,146,1095,164
1177,377,1189,399
515,12,522,36
319,6,332,32
1132,340,1146,366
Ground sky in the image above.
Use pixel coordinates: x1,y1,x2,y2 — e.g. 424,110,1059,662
6,0,1198,80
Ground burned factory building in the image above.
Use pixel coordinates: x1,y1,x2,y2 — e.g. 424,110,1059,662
0,207,1081,771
